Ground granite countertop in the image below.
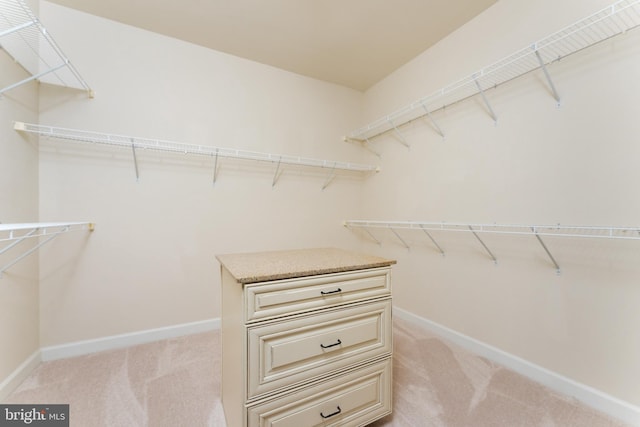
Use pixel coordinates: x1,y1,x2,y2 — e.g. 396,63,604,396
216,247,396,284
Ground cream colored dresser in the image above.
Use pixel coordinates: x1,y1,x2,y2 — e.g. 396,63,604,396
216,248,396,427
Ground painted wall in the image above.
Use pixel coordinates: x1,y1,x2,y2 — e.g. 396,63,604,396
35,2,368,347
0,0,40,396
359,0,640,407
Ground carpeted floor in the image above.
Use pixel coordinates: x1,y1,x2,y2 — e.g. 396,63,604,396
3,317,630,427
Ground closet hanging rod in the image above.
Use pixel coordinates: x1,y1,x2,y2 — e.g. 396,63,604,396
344,220,640,241
0,0,93,96
13,122,379,173
347,0,640,142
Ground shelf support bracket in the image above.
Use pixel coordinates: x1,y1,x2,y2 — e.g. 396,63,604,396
342,136,381,158
468,225,497,263
1,62,67,96
130,139,140,181
0,227,67,277
420,101,445,138
533,48,561,106
387,119,410,149
363,138,382,158
364,228,381,246
0,228,39,256
212,148,220,184
532,227,561,274
474,79,498,123
419,224,445,256
345,223,381,246
322,162,337,190
0,20,37,38
389,227,410,250
272,156,283,187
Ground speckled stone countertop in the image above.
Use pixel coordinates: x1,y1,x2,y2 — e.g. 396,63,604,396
216,248,396,284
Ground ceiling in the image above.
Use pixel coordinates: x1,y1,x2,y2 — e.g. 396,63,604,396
47,0,497,92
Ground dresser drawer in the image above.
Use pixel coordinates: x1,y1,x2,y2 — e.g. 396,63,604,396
247,357,392,427
247,299,391,400
244,267,391,323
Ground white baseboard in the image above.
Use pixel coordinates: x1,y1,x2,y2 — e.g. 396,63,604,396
393,307,640,427
40,318,220,362
0,350,41,402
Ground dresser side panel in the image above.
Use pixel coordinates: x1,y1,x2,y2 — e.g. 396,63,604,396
221,266,247,427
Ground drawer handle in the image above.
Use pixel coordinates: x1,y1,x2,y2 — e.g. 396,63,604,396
320,339,342,349
320,406,342,419
320,288,342,295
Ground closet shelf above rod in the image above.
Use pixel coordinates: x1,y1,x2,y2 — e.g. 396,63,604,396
0,0,93,96
344,220,640,274
346,0,640,143
14,122,379,186
0,222,94,277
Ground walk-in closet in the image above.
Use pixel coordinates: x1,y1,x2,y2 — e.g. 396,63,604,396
2,0,640,425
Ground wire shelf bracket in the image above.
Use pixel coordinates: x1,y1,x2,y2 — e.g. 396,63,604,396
420,101,445,138
388,119,410,149
212,148,220,185
0,222,94,277
0,0,93,97
321,162,338,191
419,224,445,256
344,220,640,273
344,222,381,246
468,225,498,264
532,226,561,274
533,48,561,106
130,138,140,181
272,157,283,188
346,0,640,143
389,226,410,250
343,136,382,158
473,78,498,124
13,122,380,188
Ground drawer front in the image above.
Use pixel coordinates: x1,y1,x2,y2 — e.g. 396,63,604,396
247,357,392,427
244,267,391,323
247,300,391,400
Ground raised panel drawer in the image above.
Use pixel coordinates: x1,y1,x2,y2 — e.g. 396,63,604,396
247,299,391,400
247,357,392,427
244,267,391,323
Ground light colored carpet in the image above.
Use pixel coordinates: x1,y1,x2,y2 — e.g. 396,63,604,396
3,317,630,427
371,318,629,427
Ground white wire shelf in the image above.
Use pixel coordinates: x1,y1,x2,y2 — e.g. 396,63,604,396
14,122,379,188
0,0,92,96
344,220,640,273
347,0,640,143
0,222,94,277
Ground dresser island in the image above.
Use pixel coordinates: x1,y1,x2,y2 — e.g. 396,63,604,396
216,248,396,427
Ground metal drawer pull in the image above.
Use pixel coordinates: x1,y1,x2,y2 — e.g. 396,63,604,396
320,339,342,349
320,406,341,419
320,288,342,295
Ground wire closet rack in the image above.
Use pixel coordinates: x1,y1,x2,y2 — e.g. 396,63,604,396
344,220,640,274
14,122,379,188
0,0,92,96
0,222,94,277
346,0,640,145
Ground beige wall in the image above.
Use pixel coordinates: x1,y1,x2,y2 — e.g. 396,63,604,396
0,31,40,392
360,0,640,406
35,2,367,347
